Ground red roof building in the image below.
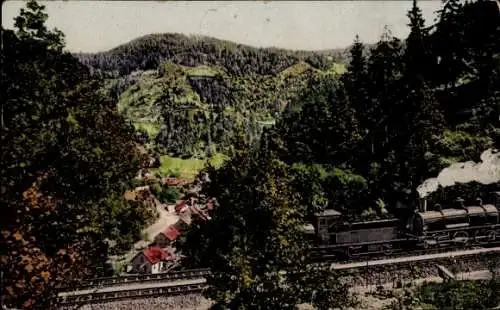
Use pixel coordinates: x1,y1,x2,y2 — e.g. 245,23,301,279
189,205,209,221
162,177,187,186
175,201,187,213
131,247,176,274
162,226,181,241
143,247,171,264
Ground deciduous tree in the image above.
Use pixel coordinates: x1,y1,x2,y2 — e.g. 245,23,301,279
1,1,146,308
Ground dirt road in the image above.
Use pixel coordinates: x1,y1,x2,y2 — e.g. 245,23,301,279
137,195,179,246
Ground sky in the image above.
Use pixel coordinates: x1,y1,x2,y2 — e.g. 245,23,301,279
2,1,443,53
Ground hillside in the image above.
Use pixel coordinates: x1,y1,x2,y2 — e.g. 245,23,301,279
75,33,347,77
75,33,348,164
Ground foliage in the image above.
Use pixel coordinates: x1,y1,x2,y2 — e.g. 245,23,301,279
291,265,357,310
103,59,343,158
151,183,181,204
396,279,500,310
291,163,367,220
180,147,355,309
75,33,345,77
1,2,149,308
180,1,499,308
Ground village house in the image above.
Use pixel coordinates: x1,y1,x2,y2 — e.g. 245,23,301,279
175,200,189,213
154,225,181,247
130,247,176,274
189,205,210,221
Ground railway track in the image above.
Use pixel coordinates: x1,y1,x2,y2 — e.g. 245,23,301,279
58,282,206,306
63,242,500,292
57,246,500,307
312,240,500,266
72,268,210,291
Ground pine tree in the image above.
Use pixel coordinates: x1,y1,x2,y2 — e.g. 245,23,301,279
432,0,467,88
279,76,359,165
366,27,404,150
398,0,445,201
343,35,371,132
365,27,405,204
405,0,433,81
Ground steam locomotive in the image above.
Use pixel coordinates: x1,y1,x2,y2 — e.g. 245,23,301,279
306,192,500,259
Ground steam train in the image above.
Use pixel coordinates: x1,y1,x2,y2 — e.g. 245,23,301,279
306,192,500,259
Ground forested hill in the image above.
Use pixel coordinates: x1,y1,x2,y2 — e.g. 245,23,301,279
74,33,349,159
74,33,347,77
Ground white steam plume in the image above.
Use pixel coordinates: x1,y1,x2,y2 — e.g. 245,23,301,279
417,149,500,198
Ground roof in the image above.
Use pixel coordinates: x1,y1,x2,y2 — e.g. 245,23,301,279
314,209,342,217
179,214,192,226
142,247,171,265
162,177,187,186
175,201,187,212
123,190,137,201
190,205,209,221
161,226,181,241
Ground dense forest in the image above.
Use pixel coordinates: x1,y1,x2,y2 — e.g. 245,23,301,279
75,35,348,158
75,33,346,76
1,2,157,308
2,0,500,309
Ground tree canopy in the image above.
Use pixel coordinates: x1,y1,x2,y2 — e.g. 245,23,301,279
1,1,153,308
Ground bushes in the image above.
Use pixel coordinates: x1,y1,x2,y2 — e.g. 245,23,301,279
395,279,500,310
151,182,181,204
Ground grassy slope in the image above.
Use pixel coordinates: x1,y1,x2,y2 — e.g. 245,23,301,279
95,34,347,178
153,153,227,180
112,60,346,178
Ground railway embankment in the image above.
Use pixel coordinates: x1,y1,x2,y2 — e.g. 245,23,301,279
334,247,500,287
57,247,500,310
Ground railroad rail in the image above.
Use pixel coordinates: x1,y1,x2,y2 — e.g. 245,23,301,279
331,246,500,271
64,243,500,292
58,247,500,307
58,282,206,306
57,247,500,307
71,268,210,291
312,241,500,269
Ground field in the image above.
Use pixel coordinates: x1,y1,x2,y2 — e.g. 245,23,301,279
153,153,228,180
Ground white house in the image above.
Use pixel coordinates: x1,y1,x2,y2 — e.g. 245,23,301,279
130,247,175,274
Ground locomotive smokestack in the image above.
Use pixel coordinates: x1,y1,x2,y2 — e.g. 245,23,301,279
419,198,427,212
456,197,466,210
476,198,483,206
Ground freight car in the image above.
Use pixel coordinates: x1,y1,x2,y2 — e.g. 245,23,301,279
307,192,500,259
